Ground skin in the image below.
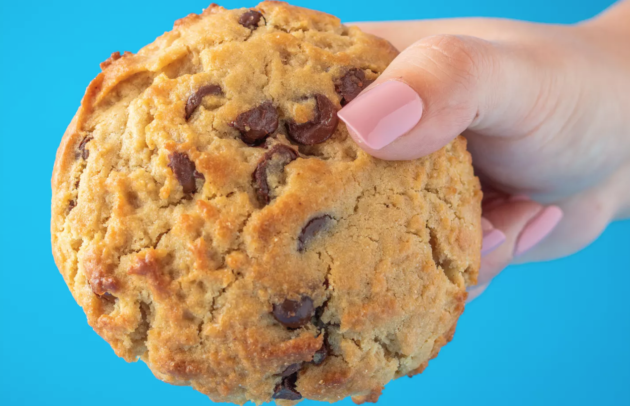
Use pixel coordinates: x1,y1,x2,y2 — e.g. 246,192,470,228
342,1,630,300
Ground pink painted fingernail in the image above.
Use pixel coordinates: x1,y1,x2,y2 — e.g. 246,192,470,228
514,206,563,257
466,283,489,303
481,217,494,232
482,229,506,256
337,80,422,150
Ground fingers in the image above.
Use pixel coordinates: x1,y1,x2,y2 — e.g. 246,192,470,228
337,34,558,160
468,176,625,302
478,199,559,285
353,19,539,50
481,217,506,256
515,162,627,262
352,21,438,50
466,197,563,303
466,283,488,303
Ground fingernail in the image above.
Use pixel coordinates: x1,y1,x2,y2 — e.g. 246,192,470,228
514,206,563,257
337,80,422,150
481,217,494,232
466,283,489,303
482,229,506,256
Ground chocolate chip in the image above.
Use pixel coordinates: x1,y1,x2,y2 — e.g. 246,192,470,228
286,95,339,145
272,297,314,329
185,84,222,120
88,276,119,297
78,136,93,159
298,215,333,252
239,10,264,29
312,342,328,365
231,102,279,146
335,69,373,106
272,373,302,401
281,363,302,377
101,292,117,304
168,152,203,194
253,144,298,206
68,200,76,211
129,253,170,292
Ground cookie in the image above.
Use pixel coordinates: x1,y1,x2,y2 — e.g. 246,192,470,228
51,2,482,404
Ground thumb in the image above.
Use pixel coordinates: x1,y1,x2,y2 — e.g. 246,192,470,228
337,34,555,160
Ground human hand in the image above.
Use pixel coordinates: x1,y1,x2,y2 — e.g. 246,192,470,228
338,1,630,300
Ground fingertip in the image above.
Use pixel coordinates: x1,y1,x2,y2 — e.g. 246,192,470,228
476,198,545,286
480,217,494,232
337,80,423,152
466,283,489,303
482,228,506,256
513,205,564,257
339,34,490,160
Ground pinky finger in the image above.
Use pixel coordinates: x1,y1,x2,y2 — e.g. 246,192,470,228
467,198,563,301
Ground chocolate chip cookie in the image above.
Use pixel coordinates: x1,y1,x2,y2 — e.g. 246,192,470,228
51,2,482,404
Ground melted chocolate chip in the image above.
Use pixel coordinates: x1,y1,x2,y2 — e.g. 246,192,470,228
239,10,264,29
168,152,203,194
231,102,279,146
101,292,117,304
272,297,314,329
298,215,333,252
281,363,302,377
253,144,298,206
88,276,119,297
185,84,222,120
312,342,328,365
335,69,373,106
78,136,93,159
273,373,302,401
68,200,76,211
286,95,339,145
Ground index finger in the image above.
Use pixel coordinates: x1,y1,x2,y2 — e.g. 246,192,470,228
350,19,542,50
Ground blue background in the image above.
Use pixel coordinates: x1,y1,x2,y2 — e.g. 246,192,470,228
1,0,628,405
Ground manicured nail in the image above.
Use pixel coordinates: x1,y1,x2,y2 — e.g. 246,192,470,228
466,283,489,303
514,206,563,257
482,229,506,256
481,217,494,232
337,80,422,150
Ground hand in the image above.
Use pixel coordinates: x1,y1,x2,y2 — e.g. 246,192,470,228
338,1,630,300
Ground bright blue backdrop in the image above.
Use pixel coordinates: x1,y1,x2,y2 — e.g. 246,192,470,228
1,0,628,405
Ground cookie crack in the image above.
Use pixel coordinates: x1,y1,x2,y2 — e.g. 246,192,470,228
130,300,153,358
421,189,473,285
374,336,401,367
67,238,88,291
197,268,243,345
